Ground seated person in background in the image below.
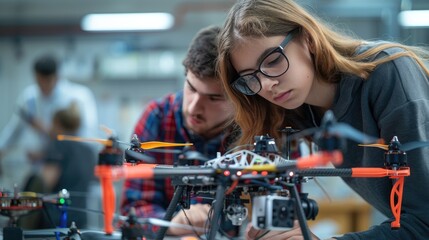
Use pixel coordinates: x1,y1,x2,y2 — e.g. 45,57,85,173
120,25,239,237
19,102,97,229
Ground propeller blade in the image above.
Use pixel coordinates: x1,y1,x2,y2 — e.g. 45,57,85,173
358,143,388,151
100,125,114,136
401,141,429,152
140,141,193,149
57,135,111,146
124,149,156,164
181,151,209,162
144,149,183,154
287,127,319,141
329,123,379,144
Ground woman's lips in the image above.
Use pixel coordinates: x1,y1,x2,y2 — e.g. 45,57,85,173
274,90,292,103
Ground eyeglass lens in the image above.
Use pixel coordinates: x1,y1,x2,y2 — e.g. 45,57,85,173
232,28,299,95
260,50,289,77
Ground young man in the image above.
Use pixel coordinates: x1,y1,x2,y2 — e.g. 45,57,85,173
120,25,237,236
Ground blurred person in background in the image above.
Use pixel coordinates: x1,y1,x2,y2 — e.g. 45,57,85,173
18,102,97,229
120,25,240,238
0,54,98,187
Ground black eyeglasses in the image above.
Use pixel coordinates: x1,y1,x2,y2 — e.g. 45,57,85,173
231,28,299,95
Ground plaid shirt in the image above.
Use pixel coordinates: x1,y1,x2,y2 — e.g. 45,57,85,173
120,91,226,219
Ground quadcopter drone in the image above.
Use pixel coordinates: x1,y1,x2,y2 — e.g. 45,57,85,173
57,111,428,240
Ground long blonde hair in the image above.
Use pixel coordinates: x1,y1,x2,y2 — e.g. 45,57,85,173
218,0,429,146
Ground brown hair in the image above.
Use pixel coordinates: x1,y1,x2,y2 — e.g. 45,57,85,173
217,0,429,145
183,25,221,80
53,102,81,134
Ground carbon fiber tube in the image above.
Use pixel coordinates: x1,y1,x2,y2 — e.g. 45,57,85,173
295,168,352,177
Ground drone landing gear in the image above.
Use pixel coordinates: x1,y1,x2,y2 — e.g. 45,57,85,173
156,185,185,240
282,182,313,240
156,179,228,240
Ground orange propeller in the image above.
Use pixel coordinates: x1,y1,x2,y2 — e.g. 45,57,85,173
57,135,112,146
358,143,389,151
359,137,429,152
57,135,193,149
140,141,193,149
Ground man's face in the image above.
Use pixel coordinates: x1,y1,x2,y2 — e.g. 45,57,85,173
182,70,234,139
35,73,57,97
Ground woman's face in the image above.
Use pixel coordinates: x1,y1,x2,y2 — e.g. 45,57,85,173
229,32,316,110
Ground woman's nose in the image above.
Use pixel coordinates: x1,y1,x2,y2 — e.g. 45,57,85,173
258,74,279,92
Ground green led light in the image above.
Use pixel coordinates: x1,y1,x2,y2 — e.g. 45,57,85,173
59,198,65,205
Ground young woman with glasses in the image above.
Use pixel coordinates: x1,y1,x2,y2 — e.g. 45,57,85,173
218,0,429,239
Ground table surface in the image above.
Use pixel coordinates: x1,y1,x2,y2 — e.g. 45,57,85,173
0,228,215,240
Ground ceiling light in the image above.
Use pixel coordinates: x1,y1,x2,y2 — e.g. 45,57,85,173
398,10,429,28
81,13,174,31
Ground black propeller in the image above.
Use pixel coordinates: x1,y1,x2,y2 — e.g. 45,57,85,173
177,147,210,164
360,136,429,152
288,110,379,144
124,149,156,164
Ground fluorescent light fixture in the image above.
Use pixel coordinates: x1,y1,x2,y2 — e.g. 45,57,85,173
81,13,174,31
398,10,429,28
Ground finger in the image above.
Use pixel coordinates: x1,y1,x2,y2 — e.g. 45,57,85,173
293,220,300,228
246,224,264,240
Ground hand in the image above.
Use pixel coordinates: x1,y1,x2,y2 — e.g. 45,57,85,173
246,220,321,240
167,203,211,236
29,118,47,135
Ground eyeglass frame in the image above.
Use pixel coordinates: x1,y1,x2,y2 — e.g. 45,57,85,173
231,28,300,95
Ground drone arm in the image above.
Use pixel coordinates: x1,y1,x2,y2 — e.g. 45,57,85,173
296,150,343,169
294,167,409,230
122,164,157,179
351,167,409,229
351,168,410,178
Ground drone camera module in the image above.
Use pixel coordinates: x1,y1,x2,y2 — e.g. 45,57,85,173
252,194,319,231
252,195,295,230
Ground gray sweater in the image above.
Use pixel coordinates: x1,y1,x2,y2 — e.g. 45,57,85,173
329,43,429,239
